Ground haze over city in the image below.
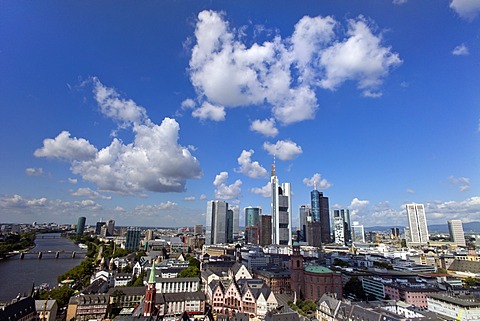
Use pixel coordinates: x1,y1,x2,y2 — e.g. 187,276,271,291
1,0,479,228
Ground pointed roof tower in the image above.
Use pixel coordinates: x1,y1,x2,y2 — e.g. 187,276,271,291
148,261,156,284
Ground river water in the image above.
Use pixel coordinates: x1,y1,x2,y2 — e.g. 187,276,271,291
0,233,84,302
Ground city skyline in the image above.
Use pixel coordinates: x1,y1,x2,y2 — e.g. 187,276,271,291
1,1,479,228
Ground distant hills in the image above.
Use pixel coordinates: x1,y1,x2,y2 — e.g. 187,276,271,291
364,222,480,234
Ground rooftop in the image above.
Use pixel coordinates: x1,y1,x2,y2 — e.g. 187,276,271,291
304,266,333,274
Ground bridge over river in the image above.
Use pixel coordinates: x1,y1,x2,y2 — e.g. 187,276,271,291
11,250,87,259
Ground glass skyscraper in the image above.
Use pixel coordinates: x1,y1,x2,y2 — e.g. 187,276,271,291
406,203,429,245
206,200,231,245
245,206,262,227
271,161,292,246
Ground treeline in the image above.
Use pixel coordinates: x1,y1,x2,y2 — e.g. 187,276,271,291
0,232,36,257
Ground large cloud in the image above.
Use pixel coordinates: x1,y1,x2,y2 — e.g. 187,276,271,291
250,181,272,198
250,118,278,137
319,18,402,96
235,149,268,178
263,140,303,160
35,79,202,195
187,10,400,127
450,0,480,20
213,171,242,200
302,173,332,190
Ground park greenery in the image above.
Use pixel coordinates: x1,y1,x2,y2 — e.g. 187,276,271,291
0,232,36,257
288,299,317,316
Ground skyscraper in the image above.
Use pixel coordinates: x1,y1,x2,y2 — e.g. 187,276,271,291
106,219,115,236
76,217,86,235
448,220,466,247
125,227,141,251
227,208,234,243
245,206,261,227
271,160,292,245
311,188,331,244
206,200,229,245
231,205,240,237
406,203,429,245
95,221,106,235
333,209,351,245
260,215,272,246
299,205,312,242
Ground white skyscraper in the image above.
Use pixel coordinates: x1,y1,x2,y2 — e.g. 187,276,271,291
271,160,292,246
406,203,429,245
206,200,228,245
448,220,466,247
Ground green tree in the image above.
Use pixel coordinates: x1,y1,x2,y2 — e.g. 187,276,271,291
464,277,479,287
178,266,200,278
344,276,366,300
39,286,74,308
187,256,200,269
333,258,350,268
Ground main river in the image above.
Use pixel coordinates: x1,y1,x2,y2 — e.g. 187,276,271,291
0,233,84,302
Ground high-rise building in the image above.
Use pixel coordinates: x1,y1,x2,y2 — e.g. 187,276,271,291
310,189,331,244
106,220,115,236
260,215,272,246
448,220,466,247
95,221,106,235
231,206,240,237
351,222,365,243
145,229,154,241
333,209,351,245
227,209,234,243
245,225,259,245
125,227,141,251
271,161,292,245
194,224,203,235
245,206,262,227
206,200,231,245
76,217,86,235
299,205,312,242
306,221,322,247
406,203,429,245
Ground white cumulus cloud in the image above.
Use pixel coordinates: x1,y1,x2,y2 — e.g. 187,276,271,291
235,149,268,178
250,118,279,137
213,171,242,200
319,17,402,96
250,181,272,198
70,187,112,200
450,0,480,20
35,79,202,195
188,11,400,127
25,167,43,176
192,102,226,121
452,43,470,56
348,197,370,220
302,173,332,190
263,140,303,161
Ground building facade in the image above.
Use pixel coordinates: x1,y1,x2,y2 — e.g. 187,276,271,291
245,206,261,228
206,200,230,245
260,215,272,246
448,219,466,247
271,162,291,246
125,227,141,251
311,189,331,244
406,203,429,246
333,209,351,245
76,217,86,235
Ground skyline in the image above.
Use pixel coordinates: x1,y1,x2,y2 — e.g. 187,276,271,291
1,1,479,228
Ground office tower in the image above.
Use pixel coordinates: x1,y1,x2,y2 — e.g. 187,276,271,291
106,220,115,236
206,200,229,245
194,224,203,235
406,203,429,245
260,215,272,246
125,227,141,251
231,205,240,237
333,209,351,245
351,222,365,243
95,221,106,235
299,205,312,242
448,220,466,247
306,221,322,247
391,228,400,239
145,229,154,241
311,188,331,244
271,161,292,245
245,225,259,244
245,206,262,227
76,217,86,235
227,209,234,243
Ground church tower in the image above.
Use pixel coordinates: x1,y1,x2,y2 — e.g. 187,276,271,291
144,261,157,316
290,242,304,299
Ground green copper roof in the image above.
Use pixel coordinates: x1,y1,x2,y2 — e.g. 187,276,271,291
148,261,156,284
304,266,333,274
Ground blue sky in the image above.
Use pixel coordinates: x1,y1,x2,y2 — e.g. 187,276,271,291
1,0,479,228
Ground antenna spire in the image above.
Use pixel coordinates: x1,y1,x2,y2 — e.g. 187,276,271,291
271,154,276,176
